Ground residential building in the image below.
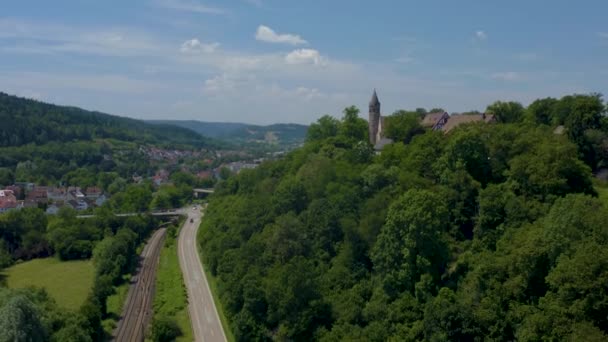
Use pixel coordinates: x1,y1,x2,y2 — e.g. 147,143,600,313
26,187,48,204
0,190,17,213
421,112,450,131
440,113,496,133
85,187,103,199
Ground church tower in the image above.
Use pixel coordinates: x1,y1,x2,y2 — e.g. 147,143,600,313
368,89,381,145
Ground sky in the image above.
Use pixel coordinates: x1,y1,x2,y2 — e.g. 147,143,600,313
1,0,608,125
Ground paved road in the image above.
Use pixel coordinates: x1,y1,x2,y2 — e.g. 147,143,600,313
178,206,226,342
114,228,167,342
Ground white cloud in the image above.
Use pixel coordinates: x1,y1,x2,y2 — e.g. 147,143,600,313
255,25,307,45
285,49,325,66
491,71,523,81
180,38,219,53
475,30,487,41
155,0,224,14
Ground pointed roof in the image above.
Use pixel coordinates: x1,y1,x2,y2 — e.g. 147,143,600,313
369,89,380,106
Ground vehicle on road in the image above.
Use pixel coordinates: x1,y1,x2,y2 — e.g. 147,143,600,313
190,218,194,223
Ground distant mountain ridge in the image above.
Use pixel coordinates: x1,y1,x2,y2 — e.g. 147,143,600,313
149,120,308,147
0,92,212,149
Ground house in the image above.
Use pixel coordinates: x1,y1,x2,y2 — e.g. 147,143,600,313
441,113,496,133
67,187,85,201
5,185,22,199
152,169,170,186
47,187,67,202
0,190,17,213
85,187,103,199
17,200,38,209
26,187,48,204
68,200,88,211
0,201,17,213
421,112,450,131
196,171,212,180
152,175,164,186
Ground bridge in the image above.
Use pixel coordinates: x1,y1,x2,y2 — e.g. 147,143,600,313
76,209,184,219
193,188,214,198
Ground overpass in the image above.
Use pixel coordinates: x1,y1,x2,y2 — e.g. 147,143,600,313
76,209,184,219
193,188,214,199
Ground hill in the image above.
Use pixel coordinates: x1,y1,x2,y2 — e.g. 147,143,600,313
200,95,608,341
149,120,308,149
0,92,212,149
0,92,219,185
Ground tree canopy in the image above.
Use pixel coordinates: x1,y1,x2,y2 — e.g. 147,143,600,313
200,97,608,341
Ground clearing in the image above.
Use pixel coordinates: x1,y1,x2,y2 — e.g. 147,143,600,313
2,258,94,310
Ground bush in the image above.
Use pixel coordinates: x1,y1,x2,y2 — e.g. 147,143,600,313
150,316,182,342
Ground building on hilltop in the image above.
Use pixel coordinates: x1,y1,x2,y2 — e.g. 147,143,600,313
368,90,393,150
421,111,450,131
441,113,495,133
367,90,496,150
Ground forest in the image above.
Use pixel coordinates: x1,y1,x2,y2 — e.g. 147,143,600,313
0,174,197,341
0,93,221,185
0,92,212,149
200,94,608,341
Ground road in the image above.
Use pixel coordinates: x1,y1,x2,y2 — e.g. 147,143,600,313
178,206,227,342
114,228,167,342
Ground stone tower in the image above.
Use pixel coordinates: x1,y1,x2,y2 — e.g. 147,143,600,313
368,89,381,145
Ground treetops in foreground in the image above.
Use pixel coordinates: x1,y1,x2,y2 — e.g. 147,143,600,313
200,93,607,341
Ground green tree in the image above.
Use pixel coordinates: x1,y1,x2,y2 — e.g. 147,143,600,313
384,111,425,144
0,168,13,186
372,189,449,295
0,295,46,342
507,137,595,201
526,97,558,125
339,106,368,143
150,316,182,342
423,288,479,341
307,115,340,141
486,101,525,123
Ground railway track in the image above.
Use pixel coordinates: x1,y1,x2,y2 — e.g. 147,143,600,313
113,228,167,342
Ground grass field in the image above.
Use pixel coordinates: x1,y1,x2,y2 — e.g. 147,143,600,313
102,275,131,335
595,184,608,204
1,258,94,311
152,230,193,342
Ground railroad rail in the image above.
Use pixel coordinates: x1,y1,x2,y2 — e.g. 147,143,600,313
113,228,167,342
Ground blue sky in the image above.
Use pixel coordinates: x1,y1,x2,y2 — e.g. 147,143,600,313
1,0,607,124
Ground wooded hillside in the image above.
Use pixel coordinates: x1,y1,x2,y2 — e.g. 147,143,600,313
0,92,210,148
200,98,608,341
